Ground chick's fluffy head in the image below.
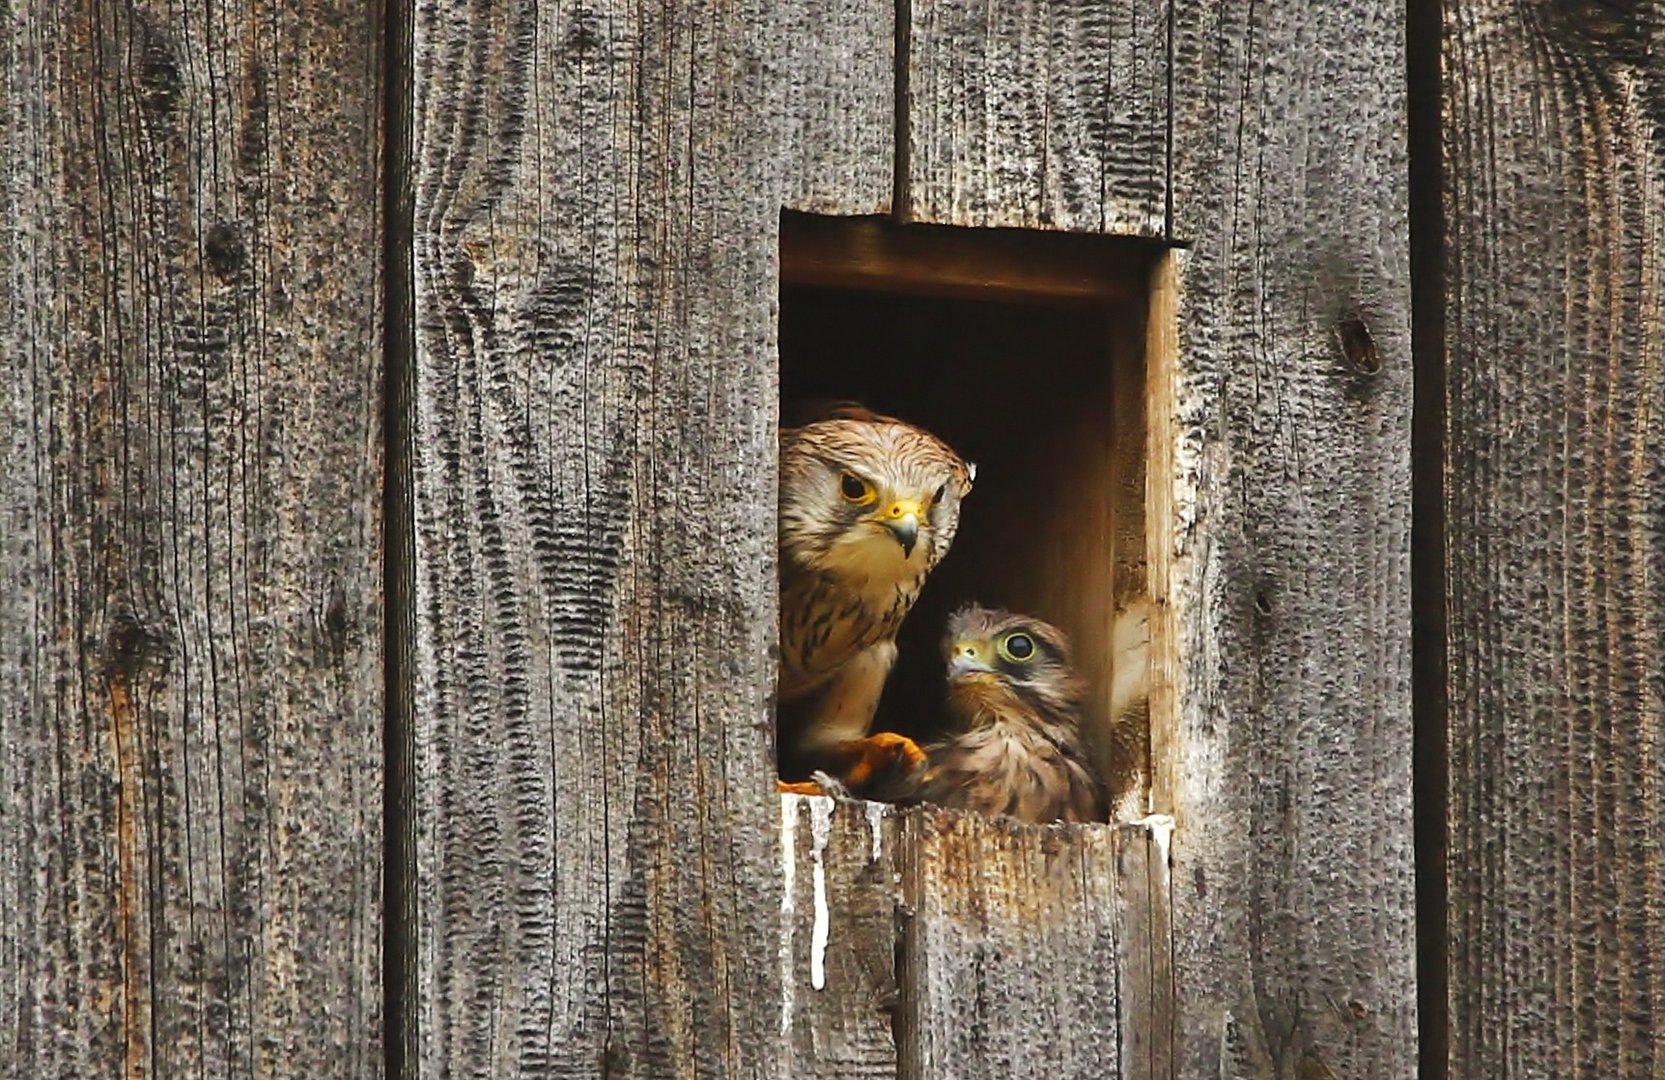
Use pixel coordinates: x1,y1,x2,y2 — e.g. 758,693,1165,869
942,605,1085,729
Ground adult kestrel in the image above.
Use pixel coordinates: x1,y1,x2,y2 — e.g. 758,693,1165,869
916,605,1106,823
776,403,974,795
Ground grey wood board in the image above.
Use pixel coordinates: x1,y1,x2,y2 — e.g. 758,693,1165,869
779,796,902,1077
1164,0,1418,1075
407,0,808,1073
780,0,896,216
0,0,385,1075
905,0,1168,235
1115,816,1174,1078
1442,2,1665,1074
897,808,1142,1077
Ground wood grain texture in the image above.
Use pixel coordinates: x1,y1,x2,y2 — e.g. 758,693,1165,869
896,809,1167,1078
779,212,1147,302
1164,1,1417,1075
905,0,1168,235
408,0,801,1074
0,0,384,1076
1116,817,1174,1078
1441,2,1665,1074
779,0,895,216
778,798,1171,1077
779,796,901,1077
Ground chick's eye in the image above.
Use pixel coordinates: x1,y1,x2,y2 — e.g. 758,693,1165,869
999,633,1035,662
839,472,875,505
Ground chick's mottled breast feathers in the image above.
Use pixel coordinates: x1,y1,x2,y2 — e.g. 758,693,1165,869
918,605,1104,824
777,403,974,789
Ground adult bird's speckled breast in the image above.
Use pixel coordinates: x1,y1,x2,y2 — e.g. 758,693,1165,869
776,403,974,790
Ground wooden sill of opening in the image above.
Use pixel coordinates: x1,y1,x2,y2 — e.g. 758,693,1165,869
776,795,1174,1074
778,211,1168,813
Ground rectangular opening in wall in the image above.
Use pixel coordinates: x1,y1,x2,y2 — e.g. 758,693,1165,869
777,212,1169,818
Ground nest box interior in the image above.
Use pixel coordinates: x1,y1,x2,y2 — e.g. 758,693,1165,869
777,212,1165,809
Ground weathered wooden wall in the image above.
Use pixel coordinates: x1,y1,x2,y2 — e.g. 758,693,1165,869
904,0,1167,235
402,0,1183,1073
16,0,1663,1075
776,0,1421,1073
904,1,1420,1075
1162,2,1419,1075
1439,1,1665,1075
0,0,385,1076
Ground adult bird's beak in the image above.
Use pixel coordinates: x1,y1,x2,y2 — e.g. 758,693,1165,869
877,499,923,557
948,641,994,677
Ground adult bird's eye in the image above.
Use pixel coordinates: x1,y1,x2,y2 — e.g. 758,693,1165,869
931,483,947,507
839,471,876,505
998,632,1035,662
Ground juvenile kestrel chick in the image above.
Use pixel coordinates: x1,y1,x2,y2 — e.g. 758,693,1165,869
777,404,973,793
917,605,1105,823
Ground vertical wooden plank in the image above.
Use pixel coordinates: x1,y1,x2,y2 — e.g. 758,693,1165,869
1102,306,1153,815
780,0,895,216
778,796,901,1077
1441,3,1665,1075
905,0,1168,235
894,810,1135,1077
1165,1,1417,1075
0,0,384,1076
1116,819,1174,1079
408,0,789,1074
1143,253,1182,820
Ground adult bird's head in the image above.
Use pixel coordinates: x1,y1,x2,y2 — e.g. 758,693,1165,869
779,404,974,585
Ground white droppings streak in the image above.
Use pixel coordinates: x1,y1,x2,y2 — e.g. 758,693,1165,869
808,795,834,991
779,794,801,1035
864,800,886,862
1135,813,1177,866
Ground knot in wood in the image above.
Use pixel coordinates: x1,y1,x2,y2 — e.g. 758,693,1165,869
1336,317,1382,376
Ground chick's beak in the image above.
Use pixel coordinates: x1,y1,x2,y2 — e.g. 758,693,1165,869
878,499,923,557
948,641,994,677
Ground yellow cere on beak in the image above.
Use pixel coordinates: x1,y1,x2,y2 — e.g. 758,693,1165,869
948,639,995,677
873,499,923,557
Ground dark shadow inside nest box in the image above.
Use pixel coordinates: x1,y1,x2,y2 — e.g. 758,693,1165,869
777,212,1161,803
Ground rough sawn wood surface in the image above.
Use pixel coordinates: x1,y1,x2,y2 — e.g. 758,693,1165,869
1441,1,1665,1075
0,0,386,1075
